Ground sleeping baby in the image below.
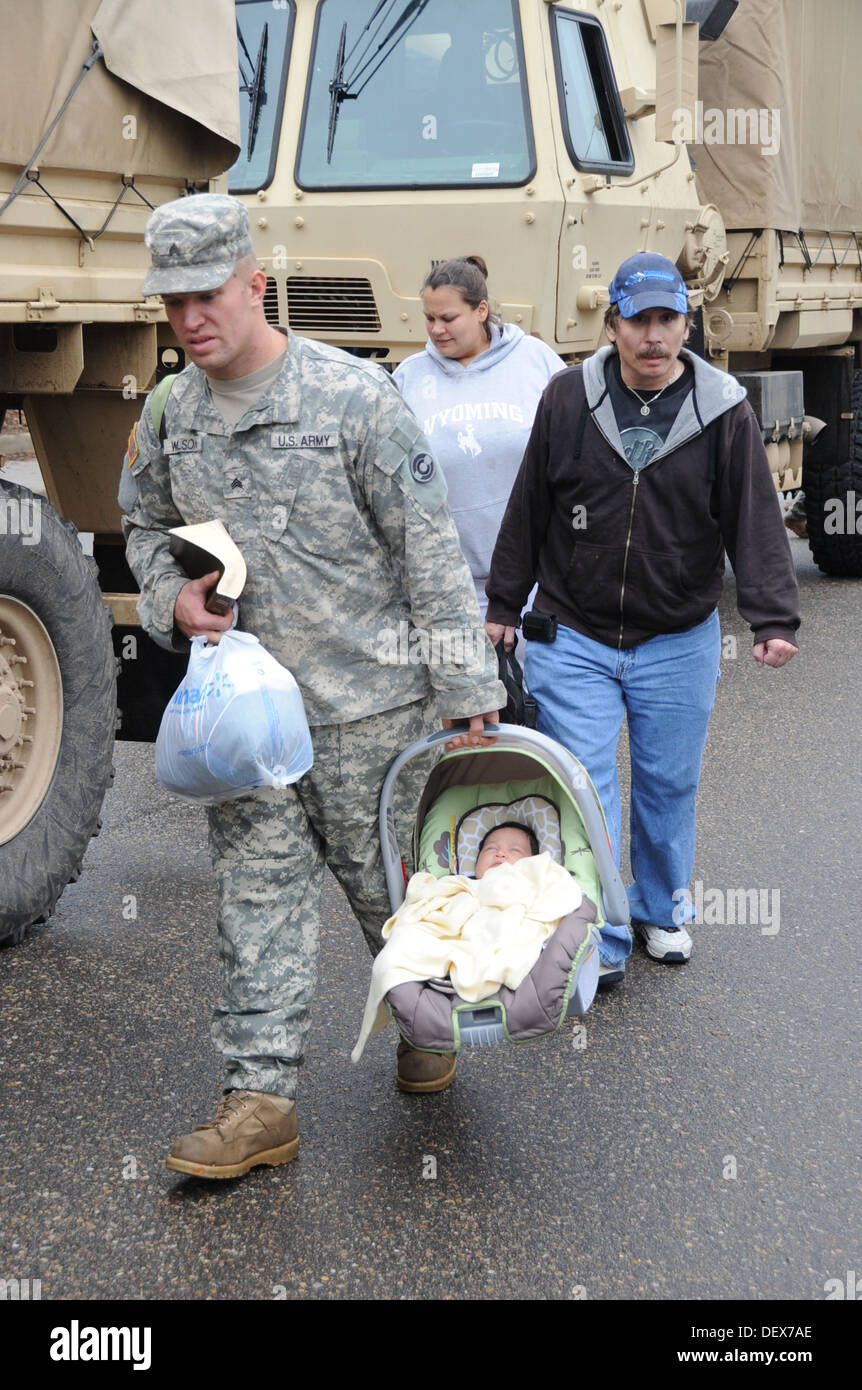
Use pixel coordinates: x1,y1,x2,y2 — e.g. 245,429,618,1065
352,820,582,1060
473,822,539,878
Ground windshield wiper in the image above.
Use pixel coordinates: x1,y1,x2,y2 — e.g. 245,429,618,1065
327,21,352,164
326,0,430,163
238,18,268,160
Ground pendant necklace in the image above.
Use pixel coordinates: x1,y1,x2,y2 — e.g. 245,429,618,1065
626,373,676,416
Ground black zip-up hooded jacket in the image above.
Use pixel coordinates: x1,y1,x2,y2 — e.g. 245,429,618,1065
485,346,800,649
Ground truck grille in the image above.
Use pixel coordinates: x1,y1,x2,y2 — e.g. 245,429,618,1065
263,277,280,325
285,277,381,333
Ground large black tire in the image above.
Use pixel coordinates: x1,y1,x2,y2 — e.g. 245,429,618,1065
804,368,862,576
0,480,116,946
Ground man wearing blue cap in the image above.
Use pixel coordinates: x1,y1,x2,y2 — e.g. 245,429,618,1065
485,252,799,977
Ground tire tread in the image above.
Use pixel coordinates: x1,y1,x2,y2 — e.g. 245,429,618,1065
0,480,116,946
805,368,862,576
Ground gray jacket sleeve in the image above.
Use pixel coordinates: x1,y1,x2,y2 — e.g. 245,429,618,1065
717,400,800,646
357,379,506,719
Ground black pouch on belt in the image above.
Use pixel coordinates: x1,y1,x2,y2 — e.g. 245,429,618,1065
521,610,558,644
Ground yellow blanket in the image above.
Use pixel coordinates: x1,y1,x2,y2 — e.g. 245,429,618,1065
352,853,581,1061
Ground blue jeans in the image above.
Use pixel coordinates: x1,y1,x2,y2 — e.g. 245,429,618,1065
525,613,721,963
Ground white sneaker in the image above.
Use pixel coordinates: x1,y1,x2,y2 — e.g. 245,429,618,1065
633,921,692,963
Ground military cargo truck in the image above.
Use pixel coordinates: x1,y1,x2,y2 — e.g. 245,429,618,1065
0,0,240,942
227,0,860,569
2,0,860,943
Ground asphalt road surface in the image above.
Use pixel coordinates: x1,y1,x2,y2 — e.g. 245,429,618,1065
1,536,859,1307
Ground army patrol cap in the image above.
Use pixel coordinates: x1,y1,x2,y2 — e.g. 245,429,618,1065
608,252,689,318
142,194,255,296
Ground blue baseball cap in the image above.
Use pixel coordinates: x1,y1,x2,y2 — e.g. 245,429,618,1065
608,253,689,318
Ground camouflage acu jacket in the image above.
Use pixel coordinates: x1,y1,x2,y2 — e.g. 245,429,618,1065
119,331,505,726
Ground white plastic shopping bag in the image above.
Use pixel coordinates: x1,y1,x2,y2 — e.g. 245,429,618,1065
155,630,313,803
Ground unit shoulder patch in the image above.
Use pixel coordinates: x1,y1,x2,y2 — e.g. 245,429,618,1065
410,452,435,483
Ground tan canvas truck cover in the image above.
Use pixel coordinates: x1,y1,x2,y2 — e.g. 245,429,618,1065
694,0,862,232
2,0,240,183
0,0,240,532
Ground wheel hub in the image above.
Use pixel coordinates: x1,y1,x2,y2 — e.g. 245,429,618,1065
0,596,63,846
0,686,21,744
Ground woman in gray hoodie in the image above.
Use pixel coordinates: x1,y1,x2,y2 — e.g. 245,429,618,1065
393,256,565,622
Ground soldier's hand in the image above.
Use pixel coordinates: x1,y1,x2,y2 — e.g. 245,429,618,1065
485,621,516,651
753,639,797,668
442,713,498,750
174,572,234,644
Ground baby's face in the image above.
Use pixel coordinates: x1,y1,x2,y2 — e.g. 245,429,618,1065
474,826,535,879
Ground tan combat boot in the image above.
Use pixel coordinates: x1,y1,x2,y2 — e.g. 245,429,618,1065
396,1040,456,1094
166,1090,299,1178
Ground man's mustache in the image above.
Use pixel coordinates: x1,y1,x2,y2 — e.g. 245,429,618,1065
640,347,669,358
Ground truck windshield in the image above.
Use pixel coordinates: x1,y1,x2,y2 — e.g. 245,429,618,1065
229,0,295,193
297,0,533,189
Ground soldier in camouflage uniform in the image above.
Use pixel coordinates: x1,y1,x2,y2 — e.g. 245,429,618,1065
119,195,505,1179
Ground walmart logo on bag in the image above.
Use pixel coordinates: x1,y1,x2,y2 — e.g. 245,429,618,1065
169,672,234,712
178,741,211,758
